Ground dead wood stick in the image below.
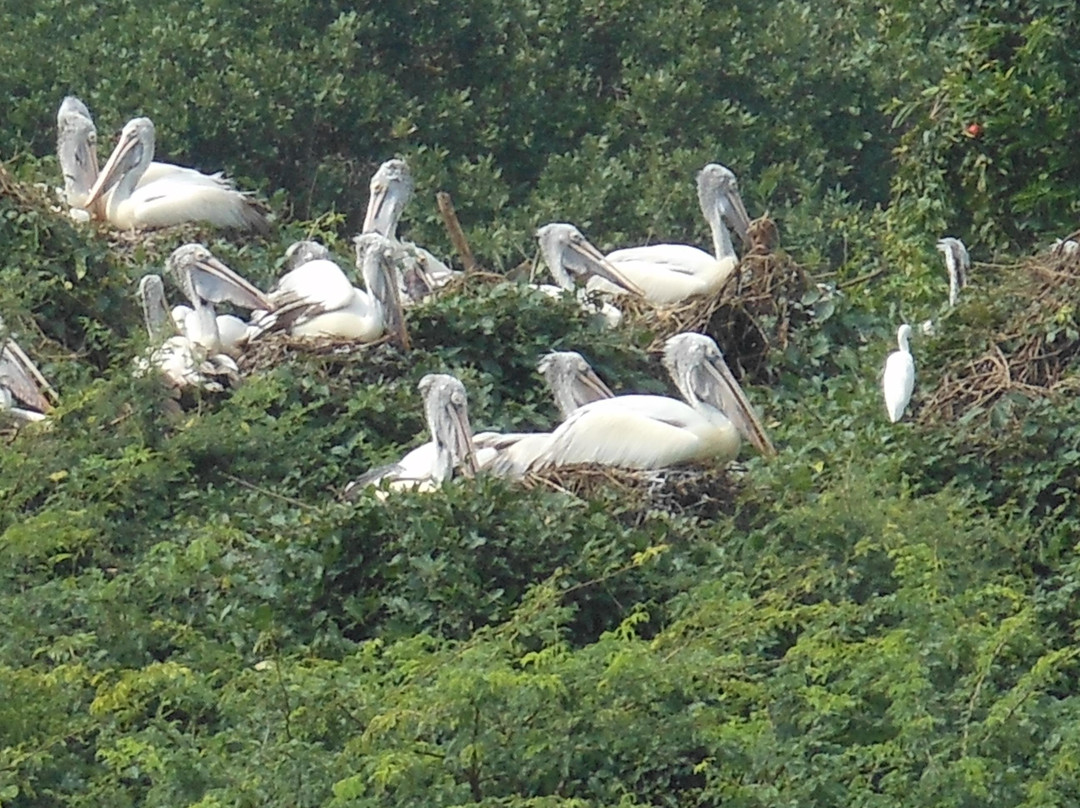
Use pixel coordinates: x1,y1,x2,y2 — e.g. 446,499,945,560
436,192,477,273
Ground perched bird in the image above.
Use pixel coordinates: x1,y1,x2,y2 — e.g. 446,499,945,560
250,235,409,348
166,244,272,356
137,274,239,392
525,333,773,472
883,324,915,423
476,350,616,478
81,116,270,233
345,374,479,499
361,158,455,301
0,317,54,423
533,223,644,327
588,164,752,305
936,237,969,308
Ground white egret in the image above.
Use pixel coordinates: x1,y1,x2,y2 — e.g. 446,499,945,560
883,324,915,423
81,117,270,233
345,374,479,498
588,164,752,305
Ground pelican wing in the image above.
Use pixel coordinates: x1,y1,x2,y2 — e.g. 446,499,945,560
533,395,708,470
1,344,52,413
126,179,270,236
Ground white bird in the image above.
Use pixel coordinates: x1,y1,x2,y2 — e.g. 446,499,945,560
534,223,644,327
345,374,479,499
166,243,272,356
883,324,915,423
81,117,270,233
137,274,239,392
0,317,54,423
361,158,456,301
530,333,774,471
588,164,752,306
476,350,616,478
251,235,409,348
936,237,970,308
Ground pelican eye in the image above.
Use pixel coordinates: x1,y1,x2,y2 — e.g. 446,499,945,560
451,390,466,406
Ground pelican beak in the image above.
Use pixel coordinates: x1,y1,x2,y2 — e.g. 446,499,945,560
1,342,55,411
195,254,274,311
702,354,775,457
82,127,141,210
449,401,479,477
719,187,751,242
565,235,646,297
362,182,393,236
369,247,411,350
575,366,615,401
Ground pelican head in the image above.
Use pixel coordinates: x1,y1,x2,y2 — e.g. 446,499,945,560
536,223,645,297
353,233,410,349
83,117,156,210
56,96,100,209
139,274,175,342
537,350,614,419
697,163,751,244
0,321,54,414
936,237,969,308
166,243,272,311
362,158,415,238
283,240,332,271
663,332,775,456
418,373,479,483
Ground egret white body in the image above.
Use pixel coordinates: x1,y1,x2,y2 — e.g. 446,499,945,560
883,324,915,423
81,117,269,233
588,164,752,305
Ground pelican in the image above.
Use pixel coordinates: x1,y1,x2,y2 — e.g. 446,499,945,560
534,223,644,327
361,158,456,301
56,97,235,219
81,117,270,233
250,235,409,347
530,333,774,471
883,324,915,423
0,317,54,423
345,374,479,499
137,274,239,392
588,164,752,305
936,237,969,308
476,350,616,478
166,243,271,356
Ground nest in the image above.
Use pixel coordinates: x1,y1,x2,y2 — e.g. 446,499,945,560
521,463,743,524
238,332,401,375
619,217,809,380
919,240,1080,424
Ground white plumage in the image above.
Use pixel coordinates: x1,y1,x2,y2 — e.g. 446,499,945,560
883,324,915,423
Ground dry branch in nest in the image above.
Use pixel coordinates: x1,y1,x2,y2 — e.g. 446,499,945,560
522,463,743,524
919,247,1080,425
238,332,401,376
618,216,809,381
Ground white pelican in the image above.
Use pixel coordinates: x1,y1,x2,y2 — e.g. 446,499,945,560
530,333,774,471
534,223,644,327
81,117,270,234
0,317,54,423
250,235,409,347
476,350,616,478
936,237,969,308
588,163,752,306
361,158,457,301
883,324,915,423
137,274,239,392
166,243,271,356
345,374,479,499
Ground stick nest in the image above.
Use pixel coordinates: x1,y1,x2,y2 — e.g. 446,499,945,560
522,464,743,523
919,240,1080,425
620,217,809,381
